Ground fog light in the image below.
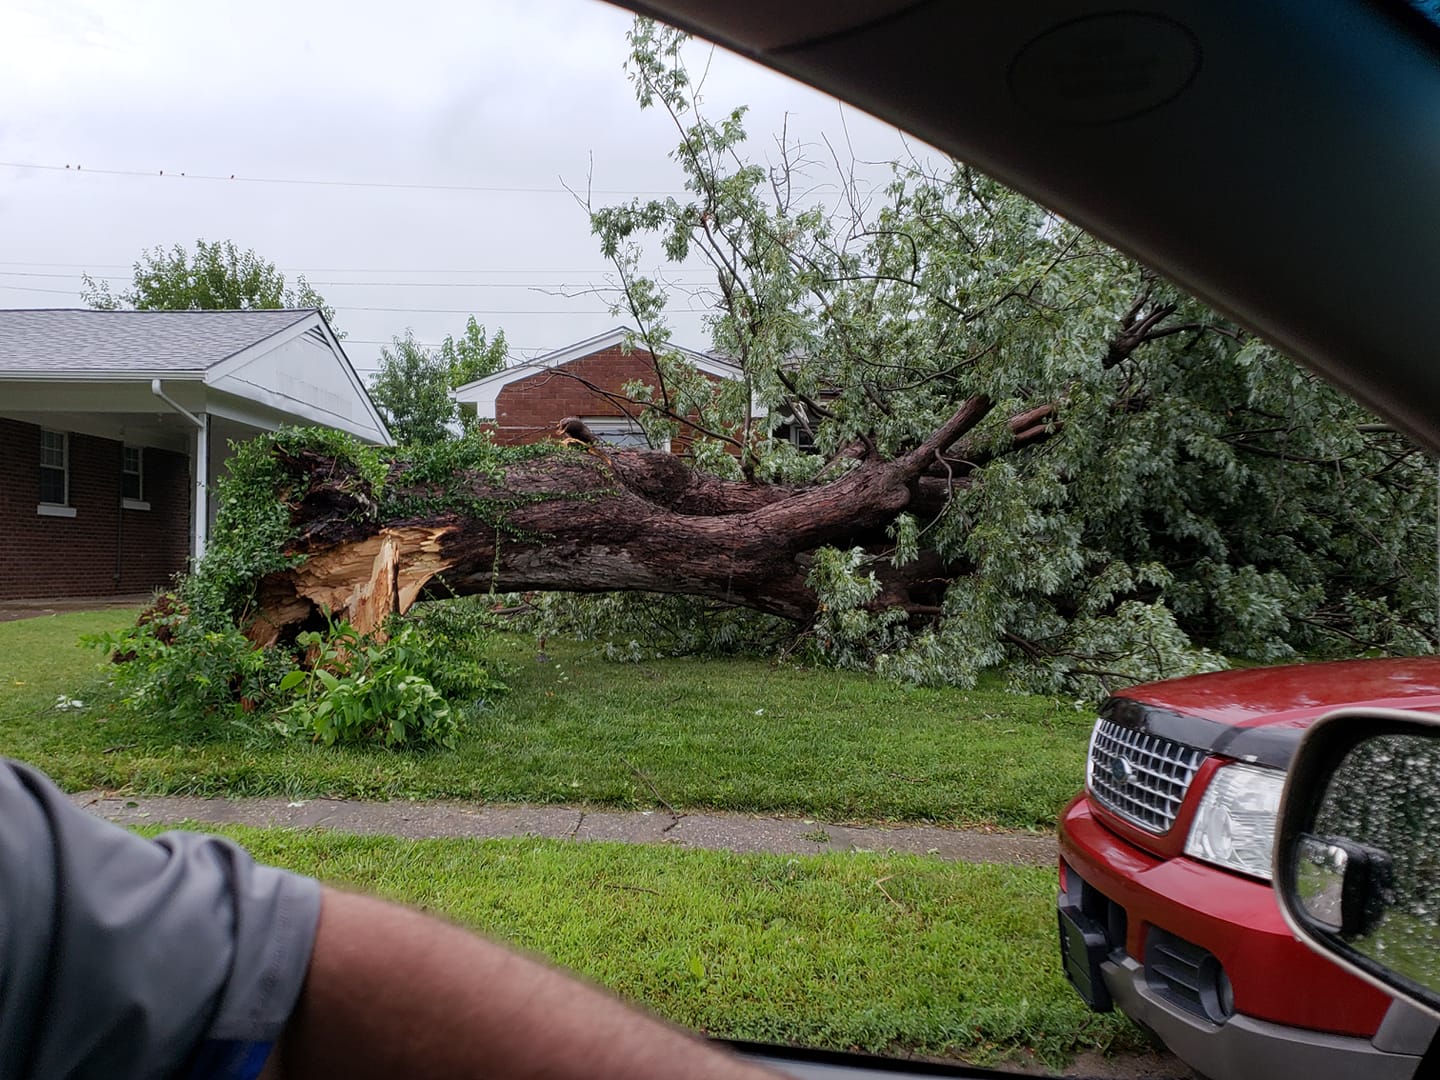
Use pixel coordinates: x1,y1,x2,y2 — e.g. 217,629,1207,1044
1216,968,1235,1019
1195,954,1235,1023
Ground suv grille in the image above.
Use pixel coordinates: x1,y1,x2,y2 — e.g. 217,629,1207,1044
1087,719,1204,834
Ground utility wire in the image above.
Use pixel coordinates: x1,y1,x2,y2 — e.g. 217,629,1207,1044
0,260,714,274
0,271,662,289
0,284,79,296
334,305,615,315
0,282,618,315
0,160,688,197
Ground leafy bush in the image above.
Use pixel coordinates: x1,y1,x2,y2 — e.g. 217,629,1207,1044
89,426,533,747
401,596,511,701
94,598,503,750
281,621,459,749
512,590,794,661
85,597,294,733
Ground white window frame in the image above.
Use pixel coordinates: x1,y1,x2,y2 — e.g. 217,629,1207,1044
122,445,149,510
774,405,819,453
785,422,817,452
37,429,75,517
582,415,669,451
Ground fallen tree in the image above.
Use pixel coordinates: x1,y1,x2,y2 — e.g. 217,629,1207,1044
169,21,1437,696
245,395,1014,645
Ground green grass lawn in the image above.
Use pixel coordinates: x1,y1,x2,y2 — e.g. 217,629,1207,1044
144,824,1140,1066
1,609,1092,828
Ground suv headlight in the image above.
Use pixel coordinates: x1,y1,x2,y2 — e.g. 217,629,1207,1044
1183,762,1285,880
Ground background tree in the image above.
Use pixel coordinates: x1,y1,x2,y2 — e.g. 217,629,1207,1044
82,239,340,331
440,316,508,388
369,319,511,444
367,331,458,445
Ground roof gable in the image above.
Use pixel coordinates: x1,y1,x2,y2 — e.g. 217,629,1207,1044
0,308,392,444
205,315,392,442
452,326,741,417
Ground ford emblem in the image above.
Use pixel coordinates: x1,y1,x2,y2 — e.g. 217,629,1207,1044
1111,757,1137,786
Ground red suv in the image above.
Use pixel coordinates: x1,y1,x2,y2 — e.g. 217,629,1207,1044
1058,658,1440,1079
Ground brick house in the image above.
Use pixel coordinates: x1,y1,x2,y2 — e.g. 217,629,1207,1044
452,326,747,450
0,308,390,601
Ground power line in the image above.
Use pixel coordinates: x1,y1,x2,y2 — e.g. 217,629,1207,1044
348,339,553,349
349,340,444,348
0,284,78,296
0,270,645,290
0,160,689,197
0,260,714,275
0,283,619,316
314,281,632,290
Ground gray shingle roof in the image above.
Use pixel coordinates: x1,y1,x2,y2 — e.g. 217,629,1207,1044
0,308,316,375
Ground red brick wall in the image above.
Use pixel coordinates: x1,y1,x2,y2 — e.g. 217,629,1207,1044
490,346,723,453
0,418,191,600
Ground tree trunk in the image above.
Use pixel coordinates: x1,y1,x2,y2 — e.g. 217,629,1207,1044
246,397,999,645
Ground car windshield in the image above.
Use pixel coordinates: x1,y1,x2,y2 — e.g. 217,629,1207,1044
2,3,1437,1078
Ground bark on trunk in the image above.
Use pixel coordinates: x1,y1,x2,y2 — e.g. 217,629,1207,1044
247,397,999,645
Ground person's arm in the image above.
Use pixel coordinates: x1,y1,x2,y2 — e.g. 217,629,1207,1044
265,887,777,1079
0,758,321,1080
0,755,775,1080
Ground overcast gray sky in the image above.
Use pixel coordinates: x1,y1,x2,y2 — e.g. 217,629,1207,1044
0,0,917,375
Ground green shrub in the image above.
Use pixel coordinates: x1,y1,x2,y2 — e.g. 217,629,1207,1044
93,599,504,750
90,427,518,748
400,596,510,702
512,590,795,661
282,622,457,749
84,597,294,734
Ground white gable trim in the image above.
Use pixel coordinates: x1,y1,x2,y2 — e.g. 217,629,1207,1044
452,326,741,418
306,314,395,444
200,310,314,381
204,311,393,445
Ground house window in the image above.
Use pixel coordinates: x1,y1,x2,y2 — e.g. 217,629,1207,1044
122,446,144,501
774,412,819,453
39,429,68,506
786,422,818,453
583,416,665,450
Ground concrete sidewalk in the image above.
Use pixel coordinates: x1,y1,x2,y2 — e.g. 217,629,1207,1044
72,791,1058,866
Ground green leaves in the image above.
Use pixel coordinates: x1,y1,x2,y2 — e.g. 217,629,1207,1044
99,581,505,750
81,239,340,331
281,618,462,749
584,18,1439,694
368,331,461,445
368,320,510,445
82,598,295,733
440,317,508,389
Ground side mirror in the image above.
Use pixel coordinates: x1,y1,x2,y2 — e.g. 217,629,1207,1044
1275,707,1440,1016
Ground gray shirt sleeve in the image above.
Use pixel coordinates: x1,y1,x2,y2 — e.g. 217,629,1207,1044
0,759,322,1080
